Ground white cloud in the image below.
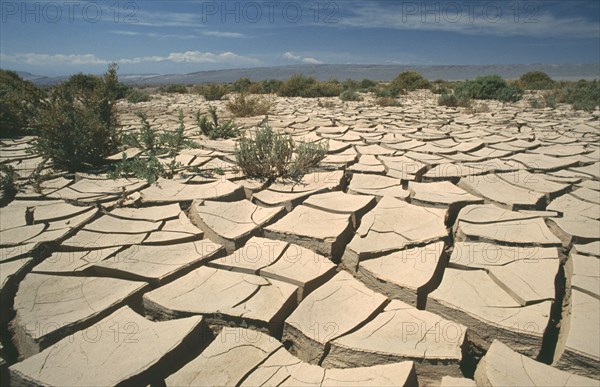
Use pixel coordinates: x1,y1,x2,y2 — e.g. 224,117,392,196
1,51,260,66
110,30,197,40
0,53,108,65
121,50,259,64
283,52,302,61
201,31,245,38
302,57,323,64
283,52,323,64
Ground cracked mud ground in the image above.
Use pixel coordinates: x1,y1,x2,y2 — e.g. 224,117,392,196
1,91,599,386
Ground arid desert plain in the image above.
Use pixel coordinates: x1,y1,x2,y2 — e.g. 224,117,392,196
1,88,599,386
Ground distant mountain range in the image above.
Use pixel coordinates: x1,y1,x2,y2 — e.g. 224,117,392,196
14,63,600,86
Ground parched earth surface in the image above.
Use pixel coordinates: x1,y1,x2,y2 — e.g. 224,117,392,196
1,91,599,386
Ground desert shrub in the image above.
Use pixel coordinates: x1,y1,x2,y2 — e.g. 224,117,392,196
33,64,120,171
375,97,401,107
235,123,328,180
529,98,543,109
159,84,188,94
454,75,523,102
391,71,430,92
0,70,41,137
360,79,378,91
495,85,523,102
126,89,151,103
438,92,471,107
339,89,362,101
375,86,399,98
227,93,271,117
63,73,100,95
555,80,600,111
233,77,252,93
0,164,17,206
431,79,452,94
196,83,228,101
313,80,344,97
543,91,557,108
289,140,328,177
111,110,191,182
197,106,243,139
277,75,343,98
64,71,129,99
519,71,555,90
278,74,317,97
342,78,360,91
258,79,284,94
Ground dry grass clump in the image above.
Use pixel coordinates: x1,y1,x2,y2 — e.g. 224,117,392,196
226,93,271,117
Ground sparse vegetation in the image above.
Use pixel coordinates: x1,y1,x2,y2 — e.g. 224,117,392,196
226,93,271,117
33,64,120,171
454,75,523,102
518,71,555,90
278,75,343,98
235,122,328,180
553,80,600,111
391,71,430,93
195,83,229,101
0,164,17,206
438,92,471,108
110,110,192,183
233,77,252,93
126,89,152,103
159,84,188,94
196,105,243,139
339,89,362,101
0,70,41,137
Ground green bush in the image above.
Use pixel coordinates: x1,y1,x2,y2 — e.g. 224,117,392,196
126,89,152,103
233,77,252,93
33,64,120,171
495,85,523,102
0,164,17,206
519,71,555,90
277,75,343,98
290,140,329,177
111,110,191,183
196,83,228,101
556,80,600,111
431,79,453,94
391,71,430,92
235,123,328,180
227,93,271,117
64,71,129,99
360,79,378,91
339,89,362,101
278,74,316,97
342,78,360,90
0,70,41,137
197,106,243,139
257,79,284,94
375,86,399,98
438,92,472,108
454,75,523,102
543,91,557,108
159,84,188,94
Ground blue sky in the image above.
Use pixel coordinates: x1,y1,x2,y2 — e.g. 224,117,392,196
1,0,599,75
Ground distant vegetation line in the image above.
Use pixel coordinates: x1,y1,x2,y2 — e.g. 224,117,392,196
8,63,600,86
